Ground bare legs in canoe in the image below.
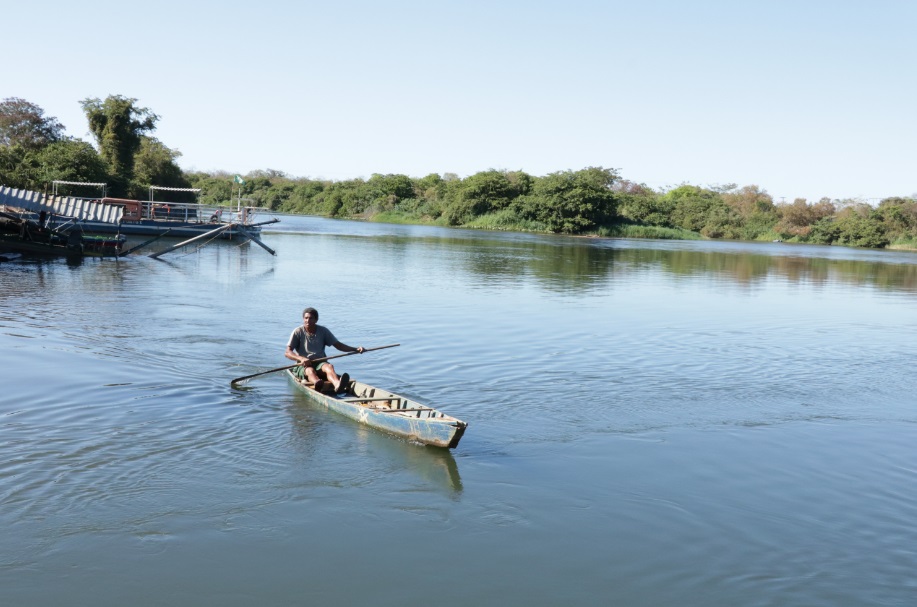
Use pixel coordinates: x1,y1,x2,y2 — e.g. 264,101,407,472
300,362,351,395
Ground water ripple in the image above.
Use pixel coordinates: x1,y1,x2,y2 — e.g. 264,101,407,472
3,220,917,605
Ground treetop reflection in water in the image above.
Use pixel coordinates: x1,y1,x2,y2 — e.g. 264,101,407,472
355,230,917,294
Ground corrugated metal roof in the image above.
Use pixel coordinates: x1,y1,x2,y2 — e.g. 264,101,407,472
0,186,124,223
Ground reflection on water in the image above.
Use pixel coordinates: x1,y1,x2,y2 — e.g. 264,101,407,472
2,215,917,606
345,230,917,295
286,383,463,494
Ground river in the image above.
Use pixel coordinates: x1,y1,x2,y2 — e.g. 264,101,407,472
1,215,916,606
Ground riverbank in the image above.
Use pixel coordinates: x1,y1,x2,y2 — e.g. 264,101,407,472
367,209,702,241
343,208,917,252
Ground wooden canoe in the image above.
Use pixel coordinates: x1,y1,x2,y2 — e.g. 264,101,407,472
286,370,467,449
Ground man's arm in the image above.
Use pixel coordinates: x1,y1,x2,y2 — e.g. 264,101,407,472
285,330,308,363
333,341,364,354
285,345,308,364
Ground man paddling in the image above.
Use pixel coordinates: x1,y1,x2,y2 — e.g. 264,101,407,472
285,307,364,394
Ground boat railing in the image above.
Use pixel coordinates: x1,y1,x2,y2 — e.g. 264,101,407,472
92,197,265,226
144,202,266,226
140,200,200,222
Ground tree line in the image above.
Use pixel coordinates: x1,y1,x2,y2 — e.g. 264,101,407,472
2,95,916,249
186,168,917,250
0,96,190,201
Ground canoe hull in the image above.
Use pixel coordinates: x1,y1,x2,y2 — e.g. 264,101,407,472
286,370,466,449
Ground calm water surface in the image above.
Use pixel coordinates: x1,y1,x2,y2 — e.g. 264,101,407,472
2,215,916,606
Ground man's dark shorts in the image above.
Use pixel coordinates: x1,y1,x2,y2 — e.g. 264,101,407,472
292,361,327,380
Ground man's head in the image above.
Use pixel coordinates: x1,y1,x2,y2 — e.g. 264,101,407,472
302,307,319,329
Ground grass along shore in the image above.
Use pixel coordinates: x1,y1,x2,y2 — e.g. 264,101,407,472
363,209,917,251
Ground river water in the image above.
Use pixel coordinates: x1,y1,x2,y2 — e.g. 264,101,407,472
2,215,916,606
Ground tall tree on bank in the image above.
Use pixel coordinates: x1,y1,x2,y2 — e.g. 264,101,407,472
133,136,192,199
517,167,620,233
0,97,65,149
80,95,158,196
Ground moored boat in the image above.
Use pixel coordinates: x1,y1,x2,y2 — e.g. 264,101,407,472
0,185,278,240
79,197,276,239
0,211,126,258
286,370,467,449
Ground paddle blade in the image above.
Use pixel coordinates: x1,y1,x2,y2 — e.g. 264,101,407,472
229,363,300,387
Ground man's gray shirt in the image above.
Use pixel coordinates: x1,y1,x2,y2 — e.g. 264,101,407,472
287,325,338,360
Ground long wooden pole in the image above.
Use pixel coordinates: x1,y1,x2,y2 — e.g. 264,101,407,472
118,229,173,257
230,344,400,387
149,223,233,259
236,227,276,256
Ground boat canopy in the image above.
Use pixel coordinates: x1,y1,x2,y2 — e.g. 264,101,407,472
52,180,107,198
149,186,201,202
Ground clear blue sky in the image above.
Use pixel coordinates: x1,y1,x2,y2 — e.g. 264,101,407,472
5,0,915,202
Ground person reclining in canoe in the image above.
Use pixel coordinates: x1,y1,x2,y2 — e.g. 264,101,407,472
284,307,364,394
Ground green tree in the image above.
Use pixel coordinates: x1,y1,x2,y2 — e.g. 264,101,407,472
240,175,272,194
663,185,732,234
363,173,416,212
0,144,30,188
35,139,109,188
186,171,234,206
132,136,190,198
404,173,447,219
875,197,917,240
835,215,889,248
0,97,65,149
81,95,158,195
283,179,327,213
414,173,444,200
516,167,619,234
443,169,532,225
722,185,778,239
257,181,296,211
0,139,108,192
249,168,288,180
617,181,672,226
313,179,368,216
809,204,890,248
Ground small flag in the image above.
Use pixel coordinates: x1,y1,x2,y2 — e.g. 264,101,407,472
234,175,245,185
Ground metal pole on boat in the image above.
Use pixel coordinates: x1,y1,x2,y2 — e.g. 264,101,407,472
245,218,281,228
118,229,173,257
236,228,276,256
148,223,233,259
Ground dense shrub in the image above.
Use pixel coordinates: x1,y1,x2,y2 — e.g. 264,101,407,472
514,167,619,234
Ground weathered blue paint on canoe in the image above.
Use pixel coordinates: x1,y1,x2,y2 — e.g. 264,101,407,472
286,370,467,449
